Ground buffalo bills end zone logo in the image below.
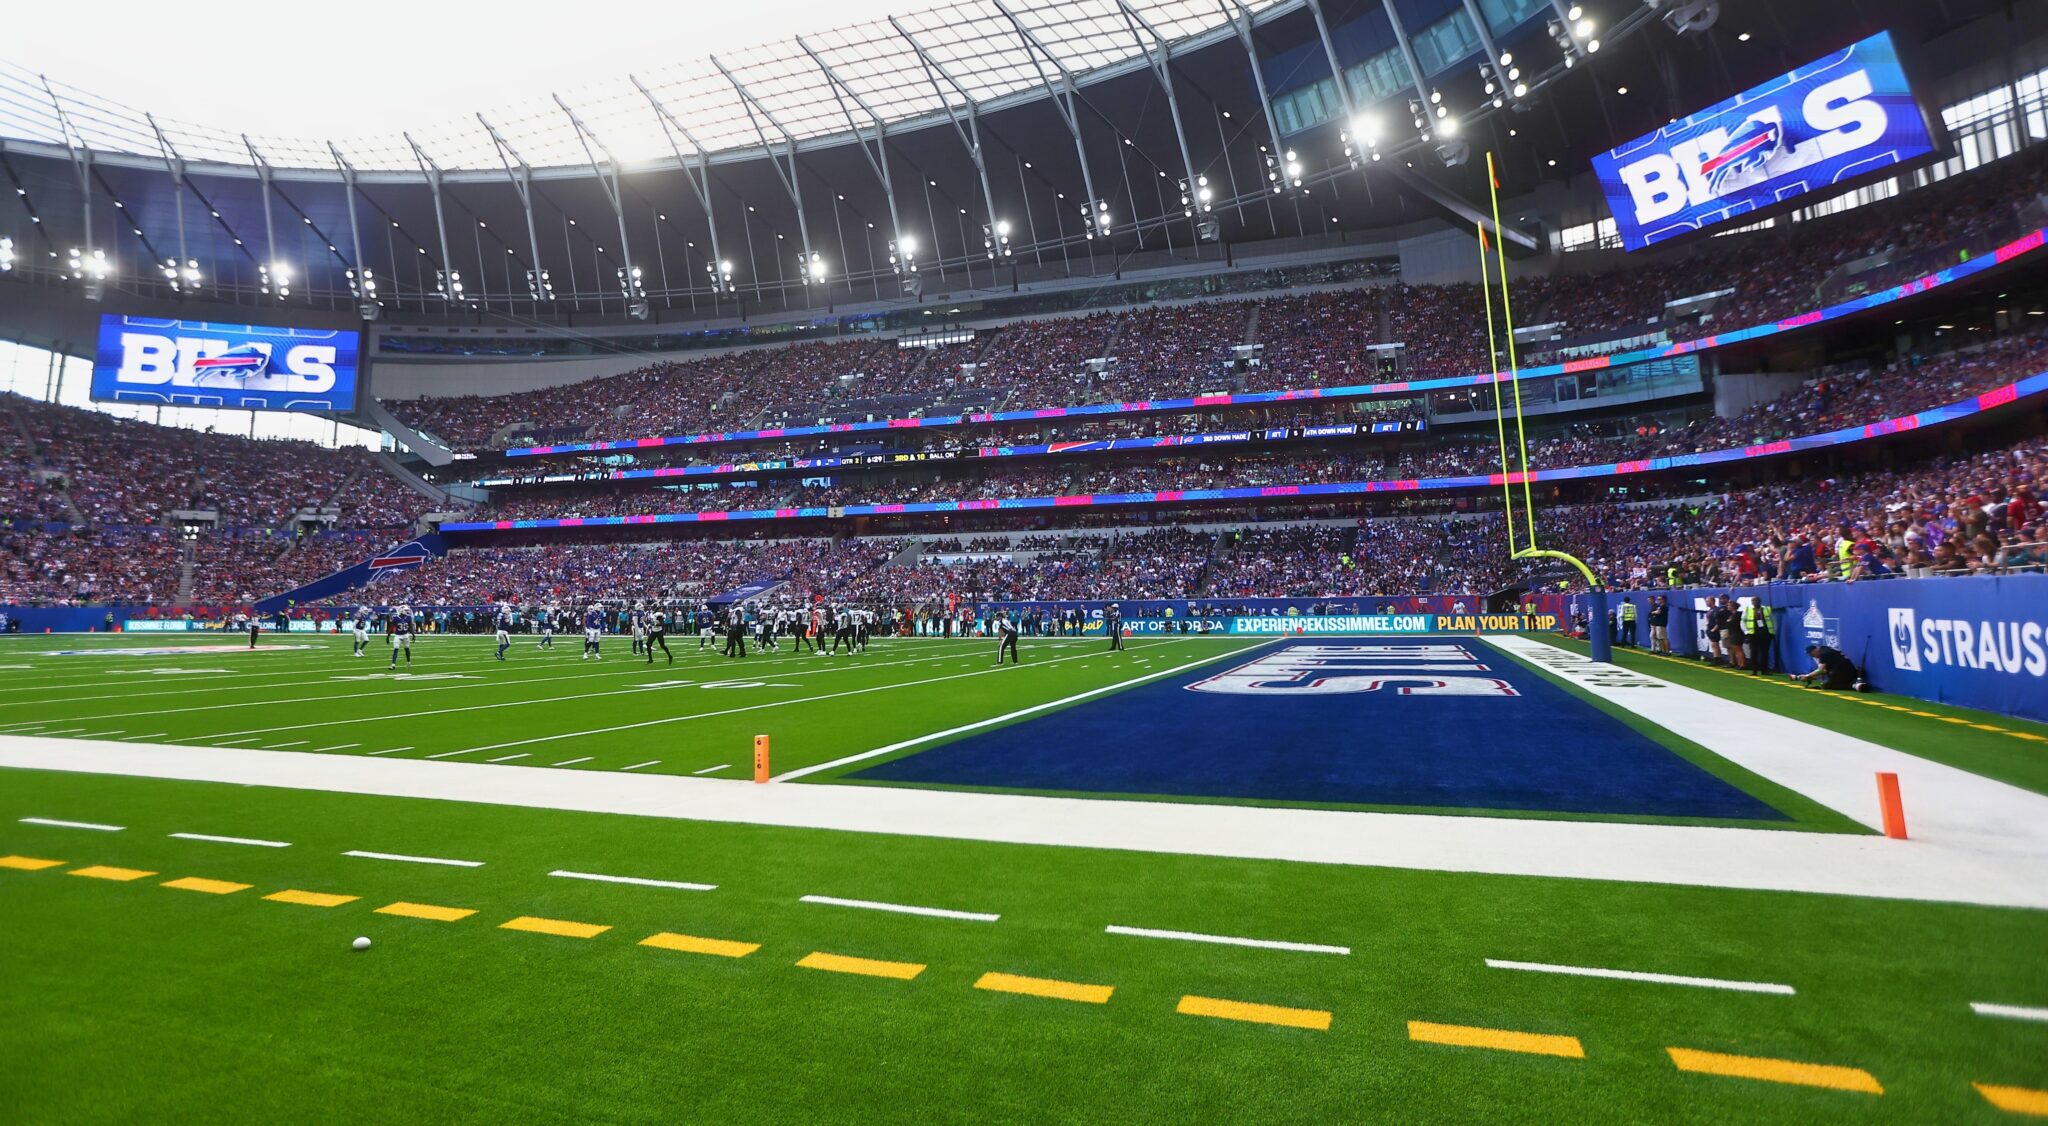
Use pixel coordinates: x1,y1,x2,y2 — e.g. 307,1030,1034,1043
1186,643,1520,696
1888,607,1921,671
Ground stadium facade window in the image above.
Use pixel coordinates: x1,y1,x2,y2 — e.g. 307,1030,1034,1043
1476,0,1549,36
0,338,382,451
1412,10,1483,77
1558,217,1620,252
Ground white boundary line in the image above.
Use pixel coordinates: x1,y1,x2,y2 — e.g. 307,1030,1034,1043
548,869,715,892
312,743,361,753
692,763,732,775
774,642,1268,781
486,753,530,763
1105,923,1349,955
799,894,999,922
20,816,123,832
343,849,482,868
1970,1001,2048,1022
620,760,661,771
551,756,593,766
1484,958,1795,994
170,831,290,848
368,746,412,756
425,749,476,760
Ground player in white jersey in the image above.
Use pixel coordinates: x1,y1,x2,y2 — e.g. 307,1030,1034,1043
537,607,555,650
493,604,513,662
582,607,604,660
351,607,371,657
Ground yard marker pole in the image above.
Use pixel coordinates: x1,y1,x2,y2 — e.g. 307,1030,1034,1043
754,734,771,783
1876,772,1908,839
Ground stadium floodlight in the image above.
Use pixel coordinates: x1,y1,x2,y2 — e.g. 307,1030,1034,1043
888,236,918,274
616,264,644,299
1082,200,1112,240
2,236,17,272
1179,178,1212,217
434,268,465,302
1341,117,1381,170
525,268,553,301
161,257,201,292
706,258,736,294
1439,115,1461,138
982,221,1013,259
259,260,293,299
798,251,827,284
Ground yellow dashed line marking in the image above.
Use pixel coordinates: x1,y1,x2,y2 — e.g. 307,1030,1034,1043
374,901,475,922
1976,1082,2048,1117
264,889,358,908
500,915,610,939
796,951,926,980
2014,732,2048,742
1176,995,1331,1031
1408,1020,1584,1058
640,931,759,958
69,865,155,882
1667,1047,1881,1093
1971,723,2011,732
975,971,1114,1004
0,855,65,871
161,876,250,895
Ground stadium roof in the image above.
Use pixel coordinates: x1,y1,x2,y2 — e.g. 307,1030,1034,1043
0,1,1288,177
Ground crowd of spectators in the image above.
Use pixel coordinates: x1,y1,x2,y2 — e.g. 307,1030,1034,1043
386,144,2048,451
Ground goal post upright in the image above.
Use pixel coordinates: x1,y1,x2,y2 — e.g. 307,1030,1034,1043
1478,151,1611,664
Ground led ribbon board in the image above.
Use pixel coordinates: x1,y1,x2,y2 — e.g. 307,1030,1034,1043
442,371,2048,532
92,316,361,412
1593,31,1940,251
502,224,2041,459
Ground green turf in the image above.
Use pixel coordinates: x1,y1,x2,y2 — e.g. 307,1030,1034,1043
1527,634,2048,799
0,633,1850,830
1,766,2042,1123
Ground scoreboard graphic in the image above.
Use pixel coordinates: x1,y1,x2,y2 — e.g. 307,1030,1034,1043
91,315,361,412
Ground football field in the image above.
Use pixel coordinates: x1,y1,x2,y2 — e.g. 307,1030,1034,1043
4,631,2048,1122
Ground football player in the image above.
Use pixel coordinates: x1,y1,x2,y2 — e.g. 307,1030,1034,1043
389,607,415,668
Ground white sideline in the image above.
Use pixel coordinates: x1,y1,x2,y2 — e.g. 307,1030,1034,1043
548,869,715,892
170,832,291,848
1483,958,1794,994
342,849,483,868
1970,1001,2048,1023
799,894,999,922
20,816,122,832
1105,923,1349,955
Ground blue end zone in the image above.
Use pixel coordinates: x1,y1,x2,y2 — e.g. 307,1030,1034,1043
852,639,1787,820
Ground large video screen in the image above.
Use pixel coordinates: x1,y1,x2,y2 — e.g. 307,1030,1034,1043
1593,30,1939,251
91,315,361,412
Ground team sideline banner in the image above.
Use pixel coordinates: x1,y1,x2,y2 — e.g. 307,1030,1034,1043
1227,613,1560,635
92,316,361,411
502,225,2044,459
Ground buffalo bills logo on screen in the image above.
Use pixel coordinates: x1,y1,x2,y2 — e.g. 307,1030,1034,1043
188,343,274,386
1699,113,1791,195
90,315,360,412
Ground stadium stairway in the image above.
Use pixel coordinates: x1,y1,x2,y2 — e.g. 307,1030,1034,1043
174,539,196,603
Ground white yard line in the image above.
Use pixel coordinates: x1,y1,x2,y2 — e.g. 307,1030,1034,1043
209,737,262,747
1970,1001,2048,1023
1105,923,1349,955
73,730,125,739
35,728,86,735
775,642,1266,781
126,733,168,741
1483,958,1795,995
486,753,529,763
425,749,476,760
263,741,309,749
621,760,661,771
551,756,593,766
799,894,999,922
20,816,123,832
367,746,412,756
444,643,1154,758
170,832,290,848
312,743,361,753
691,763,732,775
342,849,483,868
548,869,715,892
